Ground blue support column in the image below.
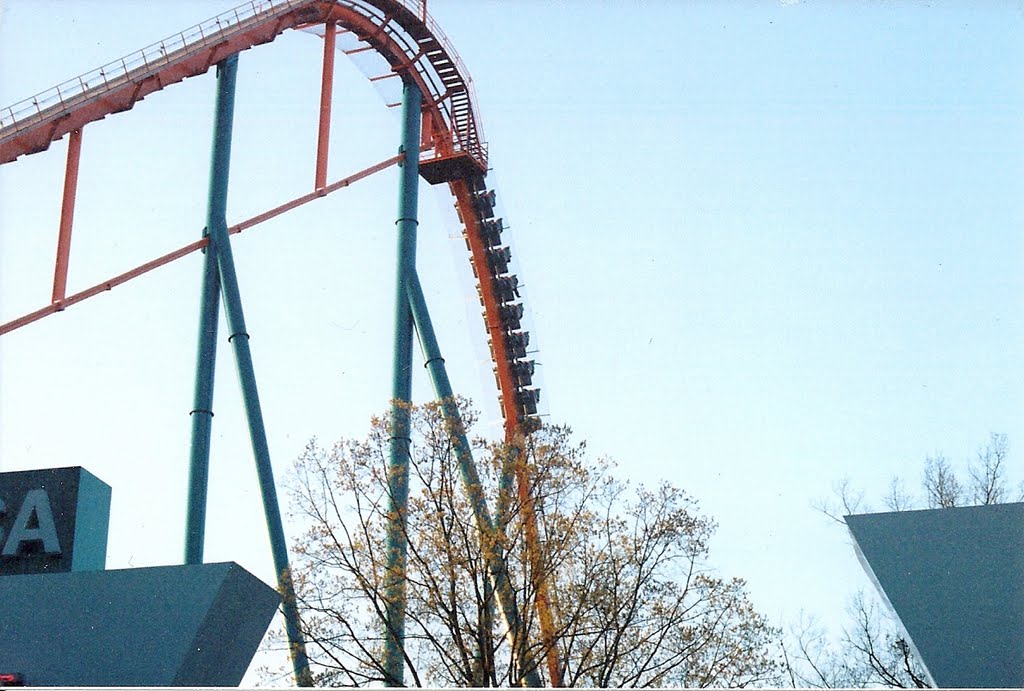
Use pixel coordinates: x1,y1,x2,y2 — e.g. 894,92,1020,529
406,270,542,687
382,80,422,687
197,54,313,687
184,229,221,564
184,74,228,563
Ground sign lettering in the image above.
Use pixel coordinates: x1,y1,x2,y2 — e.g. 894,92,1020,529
0,467,110,575
2,489,62,557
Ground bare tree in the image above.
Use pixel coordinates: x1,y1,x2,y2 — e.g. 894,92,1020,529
272,399,782,687
882,477,913,513
841,593,929,688
785,593,929,689
812,477,865,524
783,613,860,688
966,433,1017,505
922,454,962,508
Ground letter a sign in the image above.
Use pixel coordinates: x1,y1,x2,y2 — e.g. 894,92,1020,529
1,489,62,556
0,467,110,575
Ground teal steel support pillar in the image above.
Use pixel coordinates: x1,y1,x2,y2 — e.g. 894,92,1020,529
192,54,313,687
184,65,229,565
406,270,542,687
382,80,421,687
184,226,222,564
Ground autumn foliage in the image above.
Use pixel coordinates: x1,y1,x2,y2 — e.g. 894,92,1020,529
282,399,780,686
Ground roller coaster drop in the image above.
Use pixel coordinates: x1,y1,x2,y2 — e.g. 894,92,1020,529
0,1,556,686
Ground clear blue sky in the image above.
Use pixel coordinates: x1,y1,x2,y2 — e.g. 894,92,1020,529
1,0,1022,680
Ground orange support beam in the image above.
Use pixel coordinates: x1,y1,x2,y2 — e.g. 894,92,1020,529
2,155,402,337
314,22,337,190
511,432,562,686
52,128,83,304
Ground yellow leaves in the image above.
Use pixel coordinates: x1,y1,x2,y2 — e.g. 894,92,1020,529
281,403,781,687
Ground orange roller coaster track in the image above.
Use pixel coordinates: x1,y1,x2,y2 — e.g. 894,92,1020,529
0,0,560,686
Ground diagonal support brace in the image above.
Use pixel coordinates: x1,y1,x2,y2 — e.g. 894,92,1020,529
406,268,543,687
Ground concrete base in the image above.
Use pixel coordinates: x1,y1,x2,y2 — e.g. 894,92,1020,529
846,502,1024,688
0,561,280,686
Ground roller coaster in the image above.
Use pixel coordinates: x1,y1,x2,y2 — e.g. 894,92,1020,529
1,0,555,686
